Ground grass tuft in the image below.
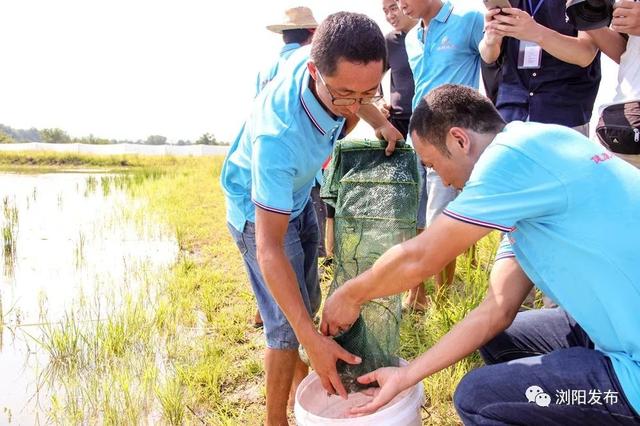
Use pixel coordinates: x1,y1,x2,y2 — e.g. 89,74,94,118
2,152,502,425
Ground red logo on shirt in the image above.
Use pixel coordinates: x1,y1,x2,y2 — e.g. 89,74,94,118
591,152,613,164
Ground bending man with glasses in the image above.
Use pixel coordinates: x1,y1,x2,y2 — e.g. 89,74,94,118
220,12,401,426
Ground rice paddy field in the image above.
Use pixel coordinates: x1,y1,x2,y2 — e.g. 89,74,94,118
0,151,503,425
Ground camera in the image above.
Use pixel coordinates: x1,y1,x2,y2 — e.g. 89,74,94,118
566,0,614,30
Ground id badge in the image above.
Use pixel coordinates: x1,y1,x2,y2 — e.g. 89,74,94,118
517,41,542,69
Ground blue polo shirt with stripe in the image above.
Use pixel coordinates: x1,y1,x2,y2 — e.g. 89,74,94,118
405,0,483,110
255,42,302,97
444,121,640,414
221,46,345,232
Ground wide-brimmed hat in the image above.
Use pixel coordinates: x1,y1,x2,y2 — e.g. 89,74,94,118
266,6,318,34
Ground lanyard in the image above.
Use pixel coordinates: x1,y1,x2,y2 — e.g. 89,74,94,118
527,0,544,18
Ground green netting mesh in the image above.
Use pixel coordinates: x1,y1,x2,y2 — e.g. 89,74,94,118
321,139,420,392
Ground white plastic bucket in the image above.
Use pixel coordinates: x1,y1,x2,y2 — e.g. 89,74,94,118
294,360,424,426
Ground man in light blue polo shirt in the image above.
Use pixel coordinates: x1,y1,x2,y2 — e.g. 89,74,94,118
221,12,402,425
254,6,317,96
400,0,484,310
404,0,483,104
251,6,318,329
321,85,640,423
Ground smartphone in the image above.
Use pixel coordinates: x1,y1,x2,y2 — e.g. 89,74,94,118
483,0,512,10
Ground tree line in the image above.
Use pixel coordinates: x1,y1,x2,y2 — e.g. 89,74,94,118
0,124,228,146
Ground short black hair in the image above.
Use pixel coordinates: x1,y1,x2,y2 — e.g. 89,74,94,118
282,28,314,45
409,84,506,155
311,12,386,76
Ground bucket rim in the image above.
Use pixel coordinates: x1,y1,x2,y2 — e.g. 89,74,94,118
294,359,424,423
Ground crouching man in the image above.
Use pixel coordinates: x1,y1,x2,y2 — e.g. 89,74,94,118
322,84,640,424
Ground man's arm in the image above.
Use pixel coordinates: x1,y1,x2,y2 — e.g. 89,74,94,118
357,103,403,156
255,206,360,398
321,214,492,336
490,8,599,67
585,1,640,65
397,256,533,390
479,9,506,64
585,28,627,64
351,256,534,414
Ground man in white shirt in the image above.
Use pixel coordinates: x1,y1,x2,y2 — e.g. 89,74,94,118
587,1,640,167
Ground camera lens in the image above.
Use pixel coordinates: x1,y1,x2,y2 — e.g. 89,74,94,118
566,0,614,30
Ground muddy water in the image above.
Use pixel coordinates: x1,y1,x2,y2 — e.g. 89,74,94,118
0,172,178,424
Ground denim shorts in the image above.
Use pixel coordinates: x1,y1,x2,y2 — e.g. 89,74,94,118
417,165,458,229
227,201,321,350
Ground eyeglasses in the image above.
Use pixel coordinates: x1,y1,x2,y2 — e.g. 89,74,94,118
316,70,383,107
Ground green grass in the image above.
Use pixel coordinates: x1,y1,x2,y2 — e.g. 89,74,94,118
0,151,500,425
0,151,179,169
2,196,18,276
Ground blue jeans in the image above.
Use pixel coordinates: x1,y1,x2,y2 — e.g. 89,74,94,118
227,201,321,350
455,308,640,425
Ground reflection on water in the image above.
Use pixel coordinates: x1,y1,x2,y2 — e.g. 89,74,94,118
0,172,178,424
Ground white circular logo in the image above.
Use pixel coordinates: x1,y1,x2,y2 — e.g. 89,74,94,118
525,385,544,403
535,393,551,407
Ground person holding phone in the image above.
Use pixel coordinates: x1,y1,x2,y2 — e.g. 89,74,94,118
479,0,603,309
483,0,513,14
479,0,601,137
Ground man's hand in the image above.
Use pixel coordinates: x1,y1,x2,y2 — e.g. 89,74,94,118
349,366,410,416
357,103,401,155
255,207,359,399
303,332,361,399
490,8,545,43
374,121,403,156
483,8,506,46
612,1,640,36
320,285,363,337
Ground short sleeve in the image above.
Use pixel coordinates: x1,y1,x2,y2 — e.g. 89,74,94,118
444,143,568,232
251,135,295,215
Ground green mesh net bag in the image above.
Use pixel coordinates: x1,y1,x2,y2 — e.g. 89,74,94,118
321,139,420,392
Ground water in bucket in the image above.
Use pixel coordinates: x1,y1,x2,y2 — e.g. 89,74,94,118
294,360,424,425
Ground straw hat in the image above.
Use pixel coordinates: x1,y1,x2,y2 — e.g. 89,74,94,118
266,6,318,34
